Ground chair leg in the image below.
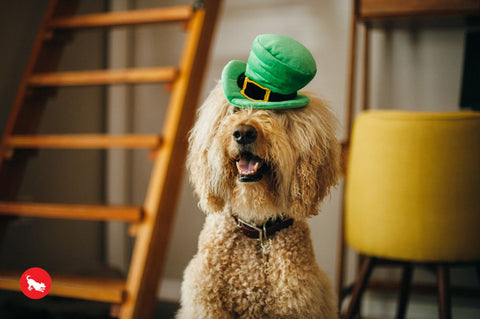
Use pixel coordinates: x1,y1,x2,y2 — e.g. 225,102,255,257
396,263,413,319
343,256,376,319
437,264,452,319
476,264,480,285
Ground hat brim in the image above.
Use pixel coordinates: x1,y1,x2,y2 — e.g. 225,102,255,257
221,60,310,109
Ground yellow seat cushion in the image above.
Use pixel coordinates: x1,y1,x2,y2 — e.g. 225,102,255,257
345,111,480,262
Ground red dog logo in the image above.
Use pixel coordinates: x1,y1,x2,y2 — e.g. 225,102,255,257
26,275,46,292
20,267,51,299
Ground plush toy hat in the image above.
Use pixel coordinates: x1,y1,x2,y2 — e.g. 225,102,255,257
221,34,317,109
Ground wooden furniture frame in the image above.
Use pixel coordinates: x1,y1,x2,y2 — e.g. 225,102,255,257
0,1,221,318
338,1,480,318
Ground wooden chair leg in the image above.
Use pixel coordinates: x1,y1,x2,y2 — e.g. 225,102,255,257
476,263,480,306
396,263,413,319
476,264,480,285
343,256,376,319
437,264,452,319
352,254,366,318
336,188,347,309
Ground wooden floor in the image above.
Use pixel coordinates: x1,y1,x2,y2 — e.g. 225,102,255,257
0,290,179,319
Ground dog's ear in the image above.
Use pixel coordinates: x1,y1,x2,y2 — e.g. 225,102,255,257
288,96,341,219
187,83,230,214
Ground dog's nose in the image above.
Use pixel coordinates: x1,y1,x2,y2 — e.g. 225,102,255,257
233,124,257,145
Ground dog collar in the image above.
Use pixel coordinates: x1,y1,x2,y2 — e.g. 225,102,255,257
233,214,294,242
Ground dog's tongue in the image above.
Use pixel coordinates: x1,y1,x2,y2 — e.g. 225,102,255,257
237,154,262,176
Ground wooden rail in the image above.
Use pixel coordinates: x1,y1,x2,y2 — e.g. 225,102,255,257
5,134,162,149
0,271,126,303
28,67,177,87
49,6,193,29
0,202,143,222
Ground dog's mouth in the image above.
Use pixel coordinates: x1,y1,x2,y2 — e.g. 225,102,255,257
235,152,266,182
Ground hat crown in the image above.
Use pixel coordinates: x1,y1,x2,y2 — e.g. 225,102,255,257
245,34,316,95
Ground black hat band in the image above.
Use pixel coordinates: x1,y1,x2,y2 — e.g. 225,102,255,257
237,73,297,103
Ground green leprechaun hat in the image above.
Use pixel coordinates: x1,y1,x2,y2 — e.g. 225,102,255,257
221,34,317,109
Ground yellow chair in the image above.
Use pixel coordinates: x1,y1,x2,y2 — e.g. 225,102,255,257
343,111,480,319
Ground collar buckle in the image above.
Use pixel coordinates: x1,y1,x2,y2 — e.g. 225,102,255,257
235,216,266,242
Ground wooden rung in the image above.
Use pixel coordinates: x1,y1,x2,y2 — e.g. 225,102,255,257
48,6,193,29
0,271,125,303
5,134,162,149
28,67,177,87
0,202,143,222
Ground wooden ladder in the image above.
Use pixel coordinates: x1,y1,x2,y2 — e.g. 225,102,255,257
0,0,221,318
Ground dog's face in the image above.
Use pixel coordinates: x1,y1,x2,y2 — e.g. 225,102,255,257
188,83,340,224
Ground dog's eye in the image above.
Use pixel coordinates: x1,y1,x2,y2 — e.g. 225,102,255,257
232,106,241,114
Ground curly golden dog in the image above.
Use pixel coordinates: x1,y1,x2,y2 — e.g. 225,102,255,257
177,80,340,318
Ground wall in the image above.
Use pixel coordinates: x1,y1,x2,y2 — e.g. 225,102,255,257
370,26,464,111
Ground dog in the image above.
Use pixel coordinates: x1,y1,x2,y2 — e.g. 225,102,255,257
26,275,46,292
177,34,340,319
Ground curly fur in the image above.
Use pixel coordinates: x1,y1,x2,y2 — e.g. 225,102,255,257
177,83,340,318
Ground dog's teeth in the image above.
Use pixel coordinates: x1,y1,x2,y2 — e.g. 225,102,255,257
236,159,261,176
